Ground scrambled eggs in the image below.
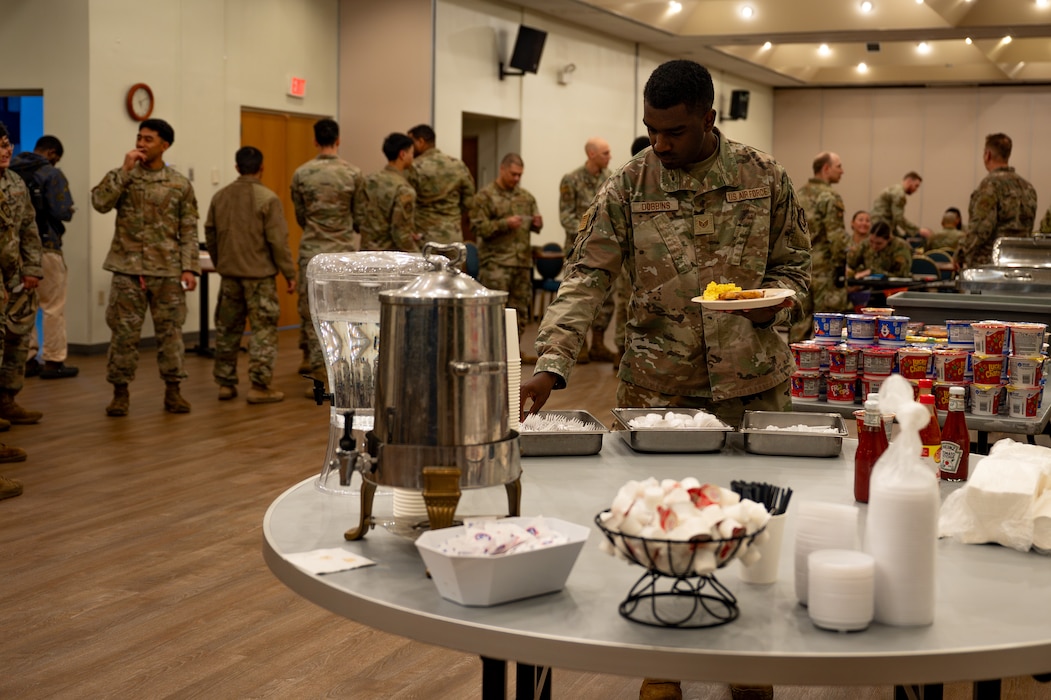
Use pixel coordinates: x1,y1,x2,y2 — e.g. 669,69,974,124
701,282,742,301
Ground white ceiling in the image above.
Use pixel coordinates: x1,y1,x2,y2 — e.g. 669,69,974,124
512,0,1051,87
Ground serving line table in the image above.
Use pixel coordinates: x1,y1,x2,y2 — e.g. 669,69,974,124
263,436,1051,699
793,382,1051,454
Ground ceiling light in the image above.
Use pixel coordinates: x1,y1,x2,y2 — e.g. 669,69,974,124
668,1,682,14
818,44,831,56
1037,0,1049,8
915,0,923,4
860,1,873,12
1001,35,1013,45
857,62,869,73
965,37,973,45
761,41,772,51
917,41,931,54
740,5,754,19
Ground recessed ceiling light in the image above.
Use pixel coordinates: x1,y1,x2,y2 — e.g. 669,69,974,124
860,1,873,12
917,41,931,54
740,5,754,19
818,44,831,56
1037,0,1050,8
668,1,682,14
761,41,772,51
965,37,973,45
857,62,869,73
915,0,923,4
1001,35,1013,45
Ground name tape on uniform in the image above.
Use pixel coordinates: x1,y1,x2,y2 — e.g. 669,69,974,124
630,200,679,213
725,187,771,203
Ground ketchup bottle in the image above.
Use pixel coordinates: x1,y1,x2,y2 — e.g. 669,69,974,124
939,385,969,481
918,393,942,474
855,398,889,503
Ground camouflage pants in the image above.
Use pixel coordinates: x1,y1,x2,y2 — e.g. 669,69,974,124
105,273,188,385
297,259,324,372
616,379,791,428
0,286,40,393
213,276,280,388
480,263,531,336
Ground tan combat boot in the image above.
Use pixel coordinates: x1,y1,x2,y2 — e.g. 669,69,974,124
246,383,284,404
0,417,10,432
0,474,24,500
639,679,682,700
106,384,130,417
296,348,312,375
218,385,238,401
588,327,617,363
0,443,27,463
164,381,192,414
0,391,42,424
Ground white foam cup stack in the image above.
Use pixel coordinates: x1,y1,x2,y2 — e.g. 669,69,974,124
505,309,522,431
392,488,429,521
794,501,860,606
807,550,876,632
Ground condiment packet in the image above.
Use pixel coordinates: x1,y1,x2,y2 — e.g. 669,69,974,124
285,548,376,575
438,517,569,556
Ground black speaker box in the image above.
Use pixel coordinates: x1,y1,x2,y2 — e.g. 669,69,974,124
729,90,750,120
509,25,547,74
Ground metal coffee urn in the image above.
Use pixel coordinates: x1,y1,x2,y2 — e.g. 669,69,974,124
343,242,522,540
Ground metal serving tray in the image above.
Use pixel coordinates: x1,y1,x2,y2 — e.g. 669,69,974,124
741,411,847,458
519,410,607,457
611,408,730,453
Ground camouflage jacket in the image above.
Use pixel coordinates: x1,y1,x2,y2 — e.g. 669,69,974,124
290,154,363,259
960,167,1037,268
470,181,541,268
355,165,419,253
871,183,919,238
9,151,74,249
559,163,609,239
0,169,43,290
407,148,475,244
1040,206,1051,234
204,175,295,281
847,236,912,277
925,228,964,253
91,165,200,277
798,177,848,312
535,130,811,401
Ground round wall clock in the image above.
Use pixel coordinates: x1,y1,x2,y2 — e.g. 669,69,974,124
126,83,154,121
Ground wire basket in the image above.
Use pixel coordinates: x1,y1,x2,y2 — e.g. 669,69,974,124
595,511,764,628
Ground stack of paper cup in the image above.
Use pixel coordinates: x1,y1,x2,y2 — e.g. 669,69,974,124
506,309,522,431
392,488,428,522
738,513,787,585
794,501,859,606
807,549,875,632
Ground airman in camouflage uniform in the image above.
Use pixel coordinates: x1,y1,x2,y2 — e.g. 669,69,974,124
205,147,296,404
1038,206,1051,234
91,119,200,417
847,221,912,278
871,172,929,240
291,119,364,380
407,124,475,245
959,133,1038,269
789,152,849,342
925,208,965,253
0,122,33,468
356,133,420,253
559,137,620,363
470,153,542,337
521,61,811,436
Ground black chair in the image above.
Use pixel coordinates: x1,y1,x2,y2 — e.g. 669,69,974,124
464,241,480,279
910,255,939,279
532,245,564,321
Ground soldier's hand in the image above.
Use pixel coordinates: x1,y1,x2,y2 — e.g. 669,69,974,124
506,215,523,230
180,271,197,292
21,275,40,291
732,298,794,325
287,279,297,294
122,149,145,172
532,215,543,230
520,371,558,420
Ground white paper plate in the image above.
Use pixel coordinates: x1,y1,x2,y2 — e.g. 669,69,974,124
692,288,796,311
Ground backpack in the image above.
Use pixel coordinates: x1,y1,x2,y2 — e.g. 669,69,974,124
9,157,50,241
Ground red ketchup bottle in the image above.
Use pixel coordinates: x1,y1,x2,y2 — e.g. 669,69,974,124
918,393,942,474
855,398,889,503
939,385,969,481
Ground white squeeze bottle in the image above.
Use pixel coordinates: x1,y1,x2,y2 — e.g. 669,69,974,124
866,375,940,626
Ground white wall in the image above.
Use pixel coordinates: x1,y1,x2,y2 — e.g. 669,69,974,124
774,86,1051,232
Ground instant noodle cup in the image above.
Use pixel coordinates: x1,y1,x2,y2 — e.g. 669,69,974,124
946,320,976,347
933,348,968,382
791,371,821,402
1008,322,1047,356
876,315,910,346
970,353,1005,385
828,344,860,376
826,375,857,403
970,383,1003,416
813,313,845,343
1007,384,1042,418
933,381,967,412
860,307,895,317
896,347,932,380
1008,355,1045,387
972,321,1008,355
861,346,897,376
845,314,876,345
791,342,824,371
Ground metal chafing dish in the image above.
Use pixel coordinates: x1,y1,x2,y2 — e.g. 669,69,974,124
959,235,1051,294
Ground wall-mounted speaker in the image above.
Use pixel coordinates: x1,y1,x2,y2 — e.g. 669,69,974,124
509,25,547,74
729,90,750,120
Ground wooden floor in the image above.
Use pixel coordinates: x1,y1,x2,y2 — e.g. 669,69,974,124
1,327,1048,699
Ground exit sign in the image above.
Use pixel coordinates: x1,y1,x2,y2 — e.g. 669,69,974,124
289,76,307,98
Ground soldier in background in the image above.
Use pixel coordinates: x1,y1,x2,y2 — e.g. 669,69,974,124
1038,205,1051,234
91,118,200,417
356,133,420,253
848,220,912,279
470,153,542,338
0,121,32,474
520,62,809,700
290,118,363,385
204,146,296,405
559,136,616,364
959,132,1037,269
871,171,930,242
406,124,475,245
925,207,965,253
789,151,849,342
10,135,77,379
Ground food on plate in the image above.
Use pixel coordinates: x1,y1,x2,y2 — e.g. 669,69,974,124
719,289,764,300
701,281,766,301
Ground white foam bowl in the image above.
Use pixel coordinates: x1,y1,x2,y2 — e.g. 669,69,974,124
415,517,589,606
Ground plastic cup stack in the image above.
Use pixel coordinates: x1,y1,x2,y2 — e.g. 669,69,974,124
794,501,860,606
807,549,876,632
506,309,522,431
392,488,429,522
739,513,787,585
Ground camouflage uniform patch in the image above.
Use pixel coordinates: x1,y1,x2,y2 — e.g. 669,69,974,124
104,273,188,384
925,228,964,253
960,166,1038,268
356,165,419,252
213,276,281,387
560,163,620,332
847,236,913,278
0,169,43,392
407,148,475,244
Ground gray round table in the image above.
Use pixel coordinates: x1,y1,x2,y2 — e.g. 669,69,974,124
263,435,1051,694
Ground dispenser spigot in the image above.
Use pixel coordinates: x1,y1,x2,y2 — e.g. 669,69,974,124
336,411,358,487
302,374,333,406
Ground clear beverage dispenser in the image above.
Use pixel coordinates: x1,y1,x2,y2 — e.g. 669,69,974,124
306,251,432,494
